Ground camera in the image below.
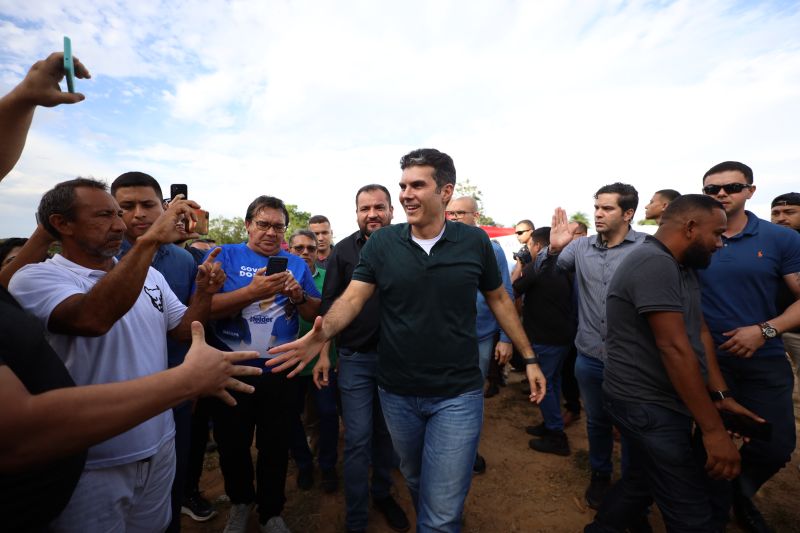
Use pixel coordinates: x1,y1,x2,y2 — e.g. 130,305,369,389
513,246,532,264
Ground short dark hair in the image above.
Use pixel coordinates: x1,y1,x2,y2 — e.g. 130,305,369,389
288,229,318,246
0,238,28,266
531,227,550,247
308,215,330,225
245,196,289,225
110,171,163,201
771,192,800,208
572,221,589,234
399,148,456,190
703,161,753,184
655,189,681,202
515,219,535,230
660,194,724,224
38,177,108,239
355,184,392,207
595,182,639,213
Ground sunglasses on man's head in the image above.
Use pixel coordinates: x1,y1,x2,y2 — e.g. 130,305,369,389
702,183,753,195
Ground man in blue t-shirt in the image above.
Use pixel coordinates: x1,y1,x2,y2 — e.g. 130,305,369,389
207,195,320,533
699,161,800,532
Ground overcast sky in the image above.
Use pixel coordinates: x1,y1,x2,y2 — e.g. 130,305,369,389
1,0,798,239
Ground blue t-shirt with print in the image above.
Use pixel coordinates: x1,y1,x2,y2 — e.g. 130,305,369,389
207,243,320,365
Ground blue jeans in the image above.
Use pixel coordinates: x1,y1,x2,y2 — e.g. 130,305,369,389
533,343,569,431
587,395,729,532
477,336,494,380
338,349,397,530
290,372,339,471
574,353,629,475
717,355,796,497
379,387,483,533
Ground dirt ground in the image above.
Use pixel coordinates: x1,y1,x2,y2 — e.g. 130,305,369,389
183,371,800,532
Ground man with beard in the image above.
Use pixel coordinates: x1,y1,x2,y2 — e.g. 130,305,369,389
585,194,763,532
771,192,800,376
315,184,409,533
699,162,800,532
9,177,227,531
541,183,647,509
269,149,546,532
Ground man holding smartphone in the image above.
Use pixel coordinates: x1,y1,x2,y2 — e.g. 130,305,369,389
207,195,320,533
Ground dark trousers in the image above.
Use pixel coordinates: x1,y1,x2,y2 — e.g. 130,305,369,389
186,397,213,493
587,395,729,533
165,400,192,532
717,355,796,497
562,343,581,415
290,373,340,471
212,369,298,522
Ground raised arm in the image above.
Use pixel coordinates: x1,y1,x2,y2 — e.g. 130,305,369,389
0,53,90,180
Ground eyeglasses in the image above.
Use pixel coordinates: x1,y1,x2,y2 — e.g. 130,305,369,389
253,221,287,233
291,245,317,253
702,183,753,195
515,229,532,235
446,210,475,218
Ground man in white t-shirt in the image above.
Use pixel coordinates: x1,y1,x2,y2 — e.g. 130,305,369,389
9,177,226,532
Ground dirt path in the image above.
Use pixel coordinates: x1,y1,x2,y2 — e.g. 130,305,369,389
183,371,800,532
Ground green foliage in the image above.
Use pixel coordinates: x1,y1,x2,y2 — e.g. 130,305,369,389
286,203,311,236
455,178,497,226
207,216,248,244
637,218,658,226
569,211,591,228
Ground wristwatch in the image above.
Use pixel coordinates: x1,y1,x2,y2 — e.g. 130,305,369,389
289,291,308,305
523,356,540,366
758,322,778,340
709,389,733,402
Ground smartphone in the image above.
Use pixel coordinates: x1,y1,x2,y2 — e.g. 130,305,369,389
63,36,75,93
720,411,772,441
188,209,209,235
170,184,188,201
264,256,288,276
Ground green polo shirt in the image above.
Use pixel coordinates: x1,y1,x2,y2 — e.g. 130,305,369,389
352,221,502,397
298,267,337,376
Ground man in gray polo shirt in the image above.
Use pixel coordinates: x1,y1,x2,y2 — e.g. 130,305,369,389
586,194,762,532
269,148,546,533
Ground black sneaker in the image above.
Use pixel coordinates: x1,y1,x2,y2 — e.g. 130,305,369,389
181,490,217,522
733,484,774,533
321,468,338,493
297,467,313,491
528,431,570,456
484,383,500,398
585,471,611,510
473,453,487,475
374,495,410,532
525,423,550,437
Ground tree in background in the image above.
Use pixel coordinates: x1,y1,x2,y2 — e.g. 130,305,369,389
636,218,657,226
206,203,311,245
569,211,591,229
455,178,497,226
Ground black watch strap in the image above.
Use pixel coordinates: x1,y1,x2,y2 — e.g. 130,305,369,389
523,356,539,366
709,389,732,402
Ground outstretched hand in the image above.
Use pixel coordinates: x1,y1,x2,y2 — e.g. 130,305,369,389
266,316,327,377
196,247,226,294
549,208,573,254
182,321,262,406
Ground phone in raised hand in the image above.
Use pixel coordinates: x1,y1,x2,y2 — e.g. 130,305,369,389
63,36,75,93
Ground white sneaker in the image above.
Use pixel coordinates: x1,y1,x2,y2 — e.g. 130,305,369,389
259,515,291,533
223,503,254,533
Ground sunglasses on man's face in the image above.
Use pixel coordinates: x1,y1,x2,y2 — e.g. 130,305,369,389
515,229,531,235
291,245,317,253
702,183,753,195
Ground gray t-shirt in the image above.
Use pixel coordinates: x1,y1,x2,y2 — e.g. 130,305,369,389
603,236,707,416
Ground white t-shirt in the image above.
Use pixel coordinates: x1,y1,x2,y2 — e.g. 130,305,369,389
9,254,186,468
411,224,446,255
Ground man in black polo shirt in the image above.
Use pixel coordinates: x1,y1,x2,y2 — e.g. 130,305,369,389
270,148,545,532
319,183,409,533
585,195,762,532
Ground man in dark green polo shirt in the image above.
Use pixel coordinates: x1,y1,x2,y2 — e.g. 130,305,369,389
269,148,545,533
